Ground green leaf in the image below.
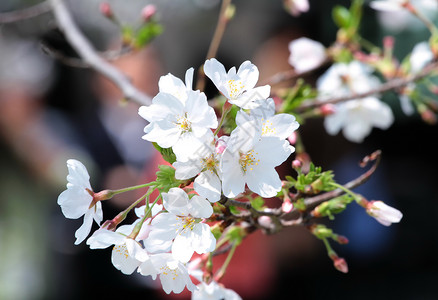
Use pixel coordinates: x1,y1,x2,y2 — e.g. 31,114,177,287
152,142,176,164
228,205,240,215
134,22,163,48
226,226,245,245
332,5,351,29
314,194,353,220
155,165,183,192
250,197,265,211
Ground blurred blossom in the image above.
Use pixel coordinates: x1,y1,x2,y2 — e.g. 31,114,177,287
283,0,310,16
288,37,326,73
371,0,438,32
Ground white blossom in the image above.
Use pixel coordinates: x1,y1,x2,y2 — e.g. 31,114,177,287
173,130,223,203
288,37,326,73
317,61,394,143
370,0,408,11
236,98,299,140
86,225,149,274
138,90,218,160
138,253,196,294
366,201,403,226
410,41,433,74
204,58,270,109
57,159,103,245
284,0,310,16
192,280,242,300
159,67,194,104
221,119,294,198
144,188,216,263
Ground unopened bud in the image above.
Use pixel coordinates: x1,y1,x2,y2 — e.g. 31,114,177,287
291,159,301,169
421,108,437,124
333,234,349,244
100,2,113,18
282,198,293,213
383,36,394,50
320,104,336,116
141,4,156,22
333,257,348,273
288,132,297,145
258,216,274,229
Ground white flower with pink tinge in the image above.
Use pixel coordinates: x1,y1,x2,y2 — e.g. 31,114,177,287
192,280,242,300
204,58,270,109
173,130,225,203
366,201,403,226
57,159,103,245
221,119,294,198
138,89,217,161
288,37,326,73
144,188,216,263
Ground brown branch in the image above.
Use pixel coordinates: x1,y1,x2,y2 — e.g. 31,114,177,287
49,0,151,106
297,61,438,111
40,41,133,69
0,1,51,24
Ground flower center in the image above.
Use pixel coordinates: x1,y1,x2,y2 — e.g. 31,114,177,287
261,118,276,136
176,115,191,133
113,244,129,259
159,266,179,280
178,216,196,233
202,154,218,173
239,150,259,173
227,79,244,99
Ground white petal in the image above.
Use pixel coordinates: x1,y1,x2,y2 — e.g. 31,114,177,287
86,228,126,249
263,113,299,139
172,233,194,263
74,209,94,245
191,223,216,254
112,243,140,274
246,165,282,198
189,195,213,218
236,60,259,90
65,159,91,188
163,188,190,215
57,187,92,219
204,58,227,90
142,119,181,148
194,171,222,203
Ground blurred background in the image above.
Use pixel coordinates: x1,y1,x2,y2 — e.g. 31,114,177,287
0,0,437,299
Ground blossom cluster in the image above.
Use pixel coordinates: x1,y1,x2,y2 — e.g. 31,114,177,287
57,58,300,297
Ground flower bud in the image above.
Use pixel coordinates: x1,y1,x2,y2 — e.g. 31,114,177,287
333,257,348,273
288,132,297,145
291,159,301,169
282,198,293,213
320,104,336,116
141,4,156,22
99,2,113,18
258,216,274,229
366,200,403,226
215,138,227,154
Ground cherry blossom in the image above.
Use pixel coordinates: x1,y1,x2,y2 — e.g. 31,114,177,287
158,67,195,104
192,280,242,300
86,225,149,274
203,58,270,109
173,131,223,203
366,201,403,226
284,0,310,16
138,90,218,160
221,119,294,198
288,37,326,73
144,188,216,263
138,253,196,294
57,159,103,245
317,61,394,143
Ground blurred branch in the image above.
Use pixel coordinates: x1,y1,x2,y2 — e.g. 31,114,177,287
49,0,151,106
297,61,438,111
0,1,51,24
40,41,133,68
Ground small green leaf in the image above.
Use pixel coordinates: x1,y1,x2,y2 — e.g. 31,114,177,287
153,142,176,164
250,197,265,211
226,226,245,245
155,165,183,192
332,6,351,28
134,22,163,48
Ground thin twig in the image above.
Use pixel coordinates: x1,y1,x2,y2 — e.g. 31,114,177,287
0,1,51,24
196,0,232,91
49,0,151,106
297,61,438,111
40,41,133,69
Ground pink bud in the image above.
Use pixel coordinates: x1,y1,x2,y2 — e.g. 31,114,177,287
320,103,336,116
333,257,348,273
282,200,293,213
287,132,297,145
421,109,437,124
336,235,349,244
291,159,301,169
99,2,113,18
142,4,156,22
258,216,274,228
215,138,227,154
383,36,394,50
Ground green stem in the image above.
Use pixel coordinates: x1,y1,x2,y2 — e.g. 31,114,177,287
214,101,231,136
128,192,162,239
110,182,156,195
406,2,438,34
329,182,360,201
214,242,237,281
